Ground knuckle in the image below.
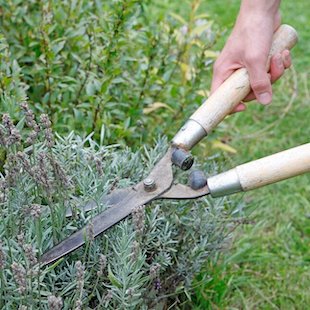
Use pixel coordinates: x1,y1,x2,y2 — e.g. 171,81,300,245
251,79,270,93
245,52,264,66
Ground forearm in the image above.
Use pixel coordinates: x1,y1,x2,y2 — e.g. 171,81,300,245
239,0,280,16
232,0,281,41
236,0,281,30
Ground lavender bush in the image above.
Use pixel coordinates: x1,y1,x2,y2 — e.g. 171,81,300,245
0,105,242,308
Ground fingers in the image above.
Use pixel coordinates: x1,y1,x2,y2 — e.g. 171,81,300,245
245,53,272,105
211,49,292,114
282,50,291,68
270,53,284,83
243,92,256,102
244,51,291,102
244,73,271,102
231,102,247,114
245,50,291,104
272,50,291,78
269,50,291,83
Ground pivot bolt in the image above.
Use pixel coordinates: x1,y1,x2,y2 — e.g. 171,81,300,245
143,178,156,192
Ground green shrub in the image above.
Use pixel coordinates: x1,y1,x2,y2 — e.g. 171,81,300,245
0,0,218,147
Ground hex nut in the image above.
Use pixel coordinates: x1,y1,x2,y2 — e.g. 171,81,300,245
143,178,156,192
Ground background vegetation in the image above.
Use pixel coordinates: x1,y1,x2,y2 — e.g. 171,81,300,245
0,0,220,148
0,0,309,309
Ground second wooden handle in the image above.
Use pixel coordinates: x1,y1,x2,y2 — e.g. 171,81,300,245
191,24,298,134
237,143,310,191
208,143,310,197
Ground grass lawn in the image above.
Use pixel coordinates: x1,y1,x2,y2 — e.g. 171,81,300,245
156,0,310,308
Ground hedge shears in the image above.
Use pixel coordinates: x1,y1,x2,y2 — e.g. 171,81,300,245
41,25,310,266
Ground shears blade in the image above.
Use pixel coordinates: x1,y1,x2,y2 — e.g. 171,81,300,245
41,185,144,265
65,187,133,217
41,149,174,265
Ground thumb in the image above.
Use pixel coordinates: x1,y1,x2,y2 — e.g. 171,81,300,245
247,61,272,105
211,64,235,94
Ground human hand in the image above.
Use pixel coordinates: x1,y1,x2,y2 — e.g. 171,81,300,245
211,1,292,112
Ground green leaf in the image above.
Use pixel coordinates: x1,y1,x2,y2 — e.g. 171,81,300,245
86,81,97,96
191,23,212,37
108,264,122,288
143,102,174,114
169,12,187,24
52,40,66,54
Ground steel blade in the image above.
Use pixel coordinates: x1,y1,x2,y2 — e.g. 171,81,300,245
65,148,174,217
41,183,151,265
160,183,210,199
41,149,174,266
65,188,132,217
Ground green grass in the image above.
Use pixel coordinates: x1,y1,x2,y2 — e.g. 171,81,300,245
175,0,310,308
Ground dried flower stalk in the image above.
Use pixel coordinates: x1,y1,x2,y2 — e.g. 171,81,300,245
40,114,54,147
0,242,5,269
11,262,27,294
2,113,21,146
48,295,63,310
97,254,107,277
132,205,145,236
23,244,37,266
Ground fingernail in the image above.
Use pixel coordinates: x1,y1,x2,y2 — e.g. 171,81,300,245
284,52,290,62
258,92,272,105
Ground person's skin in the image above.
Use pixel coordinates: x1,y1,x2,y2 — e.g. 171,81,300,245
211,0,292,112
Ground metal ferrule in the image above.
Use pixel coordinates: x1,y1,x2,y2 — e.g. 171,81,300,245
171,119,207,150
207,168,242,198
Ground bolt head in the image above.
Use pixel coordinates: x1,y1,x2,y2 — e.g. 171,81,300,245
143,178,156,192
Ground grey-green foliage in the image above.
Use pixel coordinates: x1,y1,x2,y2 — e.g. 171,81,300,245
0,0,218,147
0,108,241,308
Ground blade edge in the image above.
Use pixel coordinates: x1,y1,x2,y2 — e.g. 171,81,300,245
41,184,157,265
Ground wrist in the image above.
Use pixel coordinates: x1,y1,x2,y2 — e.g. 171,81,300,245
234,1,280,34
239,0,281,16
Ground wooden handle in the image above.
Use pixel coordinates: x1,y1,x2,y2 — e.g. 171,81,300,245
172,25,298,150
237,143,310,191
208,143,310,197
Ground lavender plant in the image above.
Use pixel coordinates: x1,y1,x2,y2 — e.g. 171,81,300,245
0,106,242,308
